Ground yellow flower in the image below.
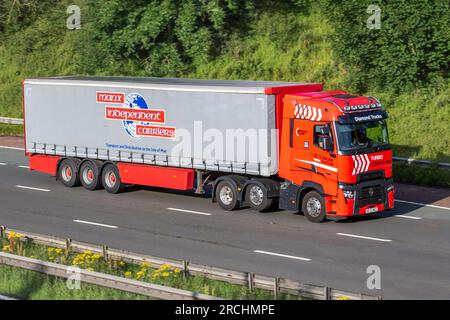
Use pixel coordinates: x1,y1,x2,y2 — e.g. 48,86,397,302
86,267,94,271
119,261,125,267
337,296,350,300
83,250,93,256
47,247,55,253
141,262,150,268
124,271,132,278
136,271,145,280
162,272,171,277
92,254,102,260
55,248,63,255
7,232,16,240
174,268,181,273
2,245,10,251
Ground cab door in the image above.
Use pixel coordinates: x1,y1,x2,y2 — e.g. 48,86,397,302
310,123,338,196
289,118,312,185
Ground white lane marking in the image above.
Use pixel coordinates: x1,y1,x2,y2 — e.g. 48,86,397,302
15,185,51,192
336,233,392,242
394,215,422,220
166,208,212,216
0,146,24,151
395,199,450,211
18,165,29,169
254,250,312,262
0,162,7,166
73,220,118,229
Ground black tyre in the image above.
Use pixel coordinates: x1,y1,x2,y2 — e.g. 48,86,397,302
58,158,80,188
246,183,273,212
79,160,102,190
215,181,240,211
302,191,326,223
102,164,125,194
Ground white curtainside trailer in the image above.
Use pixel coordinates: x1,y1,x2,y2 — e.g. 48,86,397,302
24,77,312,176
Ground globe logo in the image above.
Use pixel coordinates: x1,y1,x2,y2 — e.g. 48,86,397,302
122,93,150,139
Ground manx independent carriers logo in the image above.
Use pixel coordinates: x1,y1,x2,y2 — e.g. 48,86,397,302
97,91,176,139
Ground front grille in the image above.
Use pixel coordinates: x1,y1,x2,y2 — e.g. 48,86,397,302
359,186,382,198
359,196,383,207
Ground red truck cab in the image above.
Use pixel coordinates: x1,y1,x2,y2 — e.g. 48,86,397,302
277,90,394,222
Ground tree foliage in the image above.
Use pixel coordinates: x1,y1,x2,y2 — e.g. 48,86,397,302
86,0,255,76
0,0,448,89
323,0,449,92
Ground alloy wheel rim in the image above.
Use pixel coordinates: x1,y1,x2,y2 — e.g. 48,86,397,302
249,185,264,206
105,170,117,188
219,186,234,205
61,164,72,182
306,197,322,218
83,167,94,184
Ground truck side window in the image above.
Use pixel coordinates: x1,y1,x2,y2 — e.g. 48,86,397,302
313,124,333,149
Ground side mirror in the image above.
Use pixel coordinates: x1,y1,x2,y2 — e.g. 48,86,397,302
318,136,333,152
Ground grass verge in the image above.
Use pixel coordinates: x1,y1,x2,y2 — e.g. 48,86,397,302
0,265,149,300
0,124,23,136
0,233,297,300
393,163,450,188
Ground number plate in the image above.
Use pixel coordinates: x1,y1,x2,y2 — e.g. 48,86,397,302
366,207,379,214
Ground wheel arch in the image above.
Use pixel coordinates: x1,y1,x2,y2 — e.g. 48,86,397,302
242,178,280,202
297,181,325,212
212,175,247,203
100,161,116,175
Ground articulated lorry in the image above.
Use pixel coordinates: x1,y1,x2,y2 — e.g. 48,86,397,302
23,77,394,222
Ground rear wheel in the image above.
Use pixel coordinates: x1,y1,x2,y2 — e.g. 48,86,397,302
302,191,326,223
102,164,125,194
216,181,239,211
79,160,102,190
58,159,80,188
246,183,273,212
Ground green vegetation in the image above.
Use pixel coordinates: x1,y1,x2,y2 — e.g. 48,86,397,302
0,0,448,162
324,0,448,93
393,163,450,188
0,266,149,300
1,232,296,300
0,123,22,136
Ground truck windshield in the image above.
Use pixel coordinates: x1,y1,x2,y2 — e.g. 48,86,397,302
336,120,389,151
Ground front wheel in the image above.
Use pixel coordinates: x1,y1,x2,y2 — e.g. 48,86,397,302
302,191,326,223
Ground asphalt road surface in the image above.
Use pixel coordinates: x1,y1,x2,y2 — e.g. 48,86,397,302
1,147,450,299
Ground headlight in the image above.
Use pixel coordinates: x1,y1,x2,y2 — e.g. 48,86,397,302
343,190,355,199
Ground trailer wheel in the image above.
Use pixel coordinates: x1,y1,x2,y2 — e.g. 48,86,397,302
102,164,125,194
302,191,326,223
216,181,239,211
246,183,273,212
58,159,80,188
79,161,102,190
